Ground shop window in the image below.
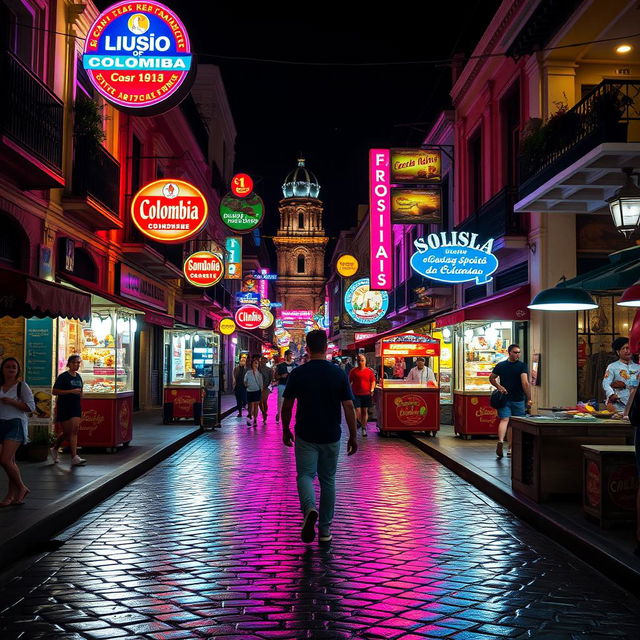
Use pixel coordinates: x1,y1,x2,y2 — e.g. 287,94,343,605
3,0,35,69
297,254,305,273
72,247,98,283
501,80,520,187
0,211,27,269
468,128,483,213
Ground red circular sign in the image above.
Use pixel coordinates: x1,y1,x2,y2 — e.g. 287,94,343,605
231,174,254,198
235,305,265,330
82,1,192,111
394,394,428,426
131,179,208,244
183,251,223,287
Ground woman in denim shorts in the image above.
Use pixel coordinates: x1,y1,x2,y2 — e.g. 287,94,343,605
0,357,35,506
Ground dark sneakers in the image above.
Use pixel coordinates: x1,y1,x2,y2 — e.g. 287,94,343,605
301,509,318,543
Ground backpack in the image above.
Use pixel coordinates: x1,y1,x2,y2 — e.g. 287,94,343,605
628,388,640,426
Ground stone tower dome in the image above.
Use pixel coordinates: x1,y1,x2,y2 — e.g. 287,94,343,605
282,158,321,199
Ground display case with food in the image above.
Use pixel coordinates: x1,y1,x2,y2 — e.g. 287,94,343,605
57,307,137,450
453,321,517,438
163,329,220,425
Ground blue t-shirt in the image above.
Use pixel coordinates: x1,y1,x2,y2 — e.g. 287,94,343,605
283,360,353,444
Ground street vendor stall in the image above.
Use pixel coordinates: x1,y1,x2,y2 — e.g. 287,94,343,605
375,333,440,435
163,328,221,425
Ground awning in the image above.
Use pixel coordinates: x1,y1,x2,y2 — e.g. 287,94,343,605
560,245,640,292
435,285,530,328
0,268,91,321
347,326,403,351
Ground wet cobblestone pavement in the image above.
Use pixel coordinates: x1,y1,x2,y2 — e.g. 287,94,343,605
1,403,639,639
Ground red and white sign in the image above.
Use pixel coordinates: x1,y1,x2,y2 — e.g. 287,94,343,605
231,173,254,198
369,149,392,290
355,332,375,342
131,179,208,244
235,305,265,330
183,251,224,287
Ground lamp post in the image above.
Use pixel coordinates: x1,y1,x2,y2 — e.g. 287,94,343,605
607,167,640,237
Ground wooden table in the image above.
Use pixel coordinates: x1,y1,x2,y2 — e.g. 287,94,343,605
510,416,634,503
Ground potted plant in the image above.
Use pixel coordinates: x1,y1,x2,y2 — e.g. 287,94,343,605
73,95,106,147
27,426,56,462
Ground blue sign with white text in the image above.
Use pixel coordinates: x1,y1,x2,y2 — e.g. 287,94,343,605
235,291,260,306
410,232,499,285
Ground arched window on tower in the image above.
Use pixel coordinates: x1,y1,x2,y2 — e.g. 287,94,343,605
298,212,304,229
297,254,305,273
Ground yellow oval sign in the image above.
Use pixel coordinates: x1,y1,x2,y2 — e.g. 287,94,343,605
219,318,236,335
337,254,359,277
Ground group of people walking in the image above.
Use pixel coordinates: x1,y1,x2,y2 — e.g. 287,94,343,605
0,354,86,507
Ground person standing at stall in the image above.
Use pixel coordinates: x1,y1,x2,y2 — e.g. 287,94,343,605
233,355,248,418
275,350,297,423
405,357,436,385
349,354,375,437
603,337,640,413
244,356,263,428
51,355,86,466
489,344,531,459
0,357,34,505
282,330,357,544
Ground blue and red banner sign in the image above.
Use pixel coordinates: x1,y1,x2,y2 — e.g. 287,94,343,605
83,1,192,110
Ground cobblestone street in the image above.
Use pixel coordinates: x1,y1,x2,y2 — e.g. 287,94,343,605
1,402,639,640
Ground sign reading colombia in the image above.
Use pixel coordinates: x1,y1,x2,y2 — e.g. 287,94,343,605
131,179,208,243
83,1,192,110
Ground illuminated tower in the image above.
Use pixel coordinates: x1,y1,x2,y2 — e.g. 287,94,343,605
273,158,328,320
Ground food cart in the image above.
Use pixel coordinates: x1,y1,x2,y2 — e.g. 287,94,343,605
163,328,221,426
375,333,440,436
61,306,137,451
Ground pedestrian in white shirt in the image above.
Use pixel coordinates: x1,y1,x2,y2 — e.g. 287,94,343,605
0,357,34,506
405,357,436,385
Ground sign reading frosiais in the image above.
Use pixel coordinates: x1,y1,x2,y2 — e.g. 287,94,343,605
83,1,192,112
410,232,499,285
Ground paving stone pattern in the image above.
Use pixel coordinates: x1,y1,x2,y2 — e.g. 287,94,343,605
1,399,639,639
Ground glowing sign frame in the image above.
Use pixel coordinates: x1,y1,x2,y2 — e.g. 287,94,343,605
369,149,392,291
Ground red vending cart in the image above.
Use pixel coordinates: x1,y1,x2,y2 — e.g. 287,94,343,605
374,333,441,436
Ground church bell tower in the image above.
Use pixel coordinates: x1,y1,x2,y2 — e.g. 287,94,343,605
273,158,328,315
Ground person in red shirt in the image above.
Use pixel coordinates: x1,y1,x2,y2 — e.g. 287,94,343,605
348,354,376,437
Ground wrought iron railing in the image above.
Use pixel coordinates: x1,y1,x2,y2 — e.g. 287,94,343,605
519,80,640,193
1,50,63,171
455,187,525,238
72,137,120,215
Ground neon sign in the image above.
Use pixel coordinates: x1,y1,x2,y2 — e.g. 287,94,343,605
83,1,192,111
369,149,392,291
410,232,499,285
225,237,242,279
130,179,207,243
183,251,223,287
345,278,389,325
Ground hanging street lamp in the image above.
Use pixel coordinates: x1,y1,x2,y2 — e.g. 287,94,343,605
607,167,640,237
528,278,598,312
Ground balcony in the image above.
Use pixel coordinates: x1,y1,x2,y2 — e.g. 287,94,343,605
456,187,527,247
515,80,640,214
120,243,183,280
0,50,64,188
64,137,122,229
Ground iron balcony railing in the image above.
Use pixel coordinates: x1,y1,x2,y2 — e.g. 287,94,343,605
72,137,120,215
1,49,63,171
519,80,640,197
456,186,525,238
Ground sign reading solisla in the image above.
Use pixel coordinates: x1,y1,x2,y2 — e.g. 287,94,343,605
410,232,499,285
344,278,389,325
82,1,192,111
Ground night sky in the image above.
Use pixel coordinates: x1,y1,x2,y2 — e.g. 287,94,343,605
97,1,501,251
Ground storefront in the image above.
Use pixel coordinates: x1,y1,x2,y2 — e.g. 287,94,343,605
435,286,530,438
163,328,221,426
374,333,441,435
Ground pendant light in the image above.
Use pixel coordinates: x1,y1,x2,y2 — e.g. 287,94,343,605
617,281,640,306
528,278,598,311
608,168,640,237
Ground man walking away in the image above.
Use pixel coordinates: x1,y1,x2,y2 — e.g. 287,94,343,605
275,350,297,423
489,344,531,458
282,330,357,544
232,356,248,418
349,354,376,437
